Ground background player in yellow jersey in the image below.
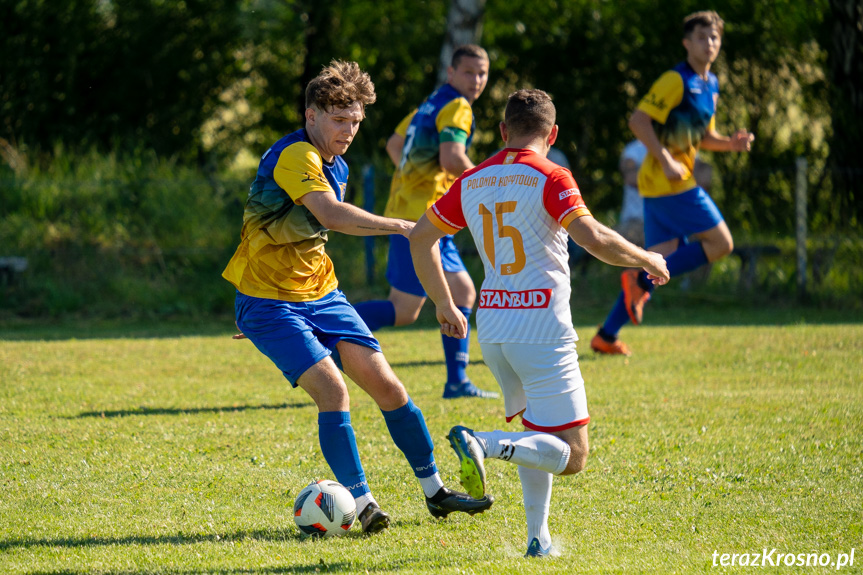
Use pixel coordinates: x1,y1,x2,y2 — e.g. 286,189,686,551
591,10,755,356
223,60,492,534
355,45,498,399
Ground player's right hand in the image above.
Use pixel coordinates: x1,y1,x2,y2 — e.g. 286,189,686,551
643,252,670,286
436,303,467,339
662,158,689,182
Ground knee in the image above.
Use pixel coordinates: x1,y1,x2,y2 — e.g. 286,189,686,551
393,309,420,326
704,234,733,262
559,443,588,476
390,296,423,326
717,236,734,259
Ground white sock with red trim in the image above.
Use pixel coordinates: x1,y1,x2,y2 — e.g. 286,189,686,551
518,465,553,549
474,430,570,474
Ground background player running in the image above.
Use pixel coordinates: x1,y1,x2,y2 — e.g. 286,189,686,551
591,10,754,356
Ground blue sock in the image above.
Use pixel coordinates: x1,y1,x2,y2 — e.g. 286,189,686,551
636,242,709,295
381,398,437,478
354,300,396,332
600,292,631,338
666,242,709,277
317,411,369,497
442,306,472,384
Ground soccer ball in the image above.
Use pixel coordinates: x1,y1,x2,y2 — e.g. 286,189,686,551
293,480,356,537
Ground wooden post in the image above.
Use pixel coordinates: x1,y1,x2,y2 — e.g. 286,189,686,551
795,157,808,298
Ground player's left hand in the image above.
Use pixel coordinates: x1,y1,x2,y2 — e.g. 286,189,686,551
436,303,467,339
731,130,755,152
232,322,247,340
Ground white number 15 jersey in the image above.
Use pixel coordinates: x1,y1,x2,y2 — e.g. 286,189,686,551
426,148,591,344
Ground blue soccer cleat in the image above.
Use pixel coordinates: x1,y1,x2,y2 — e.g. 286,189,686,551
524,537,554,558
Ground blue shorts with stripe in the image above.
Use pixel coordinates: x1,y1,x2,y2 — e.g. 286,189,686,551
386,233,467,297
234,289,381,387
643,186,725,248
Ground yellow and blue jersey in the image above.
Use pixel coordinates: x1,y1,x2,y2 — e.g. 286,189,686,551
222,129,348,302
384,83,475,221
637,61,719,197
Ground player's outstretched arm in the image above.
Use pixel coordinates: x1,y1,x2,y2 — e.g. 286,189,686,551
567,215,669,286
300,190,413,237
409,216,468,338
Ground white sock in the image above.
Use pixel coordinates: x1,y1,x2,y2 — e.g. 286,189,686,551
475,430,570,474
419,472,446,498
519,465,553,549
354,492,377,514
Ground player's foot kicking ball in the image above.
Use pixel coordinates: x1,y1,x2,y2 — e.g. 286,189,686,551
425,487,493,518
358,502,390,534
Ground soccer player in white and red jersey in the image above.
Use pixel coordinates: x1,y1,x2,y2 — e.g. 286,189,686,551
409,89,669,558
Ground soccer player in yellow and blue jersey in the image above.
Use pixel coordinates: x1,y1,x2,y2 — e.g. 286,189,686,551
591,11,755,356
355,45,499,399
223,60,493,534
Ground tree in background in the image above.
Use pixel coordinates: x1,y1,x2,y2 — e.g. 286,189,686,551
1,0,243,157
826,0,862,229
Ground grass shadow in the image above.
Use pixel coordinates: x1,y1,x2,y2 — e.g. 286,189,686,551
69,402,312,419
27,563,358,574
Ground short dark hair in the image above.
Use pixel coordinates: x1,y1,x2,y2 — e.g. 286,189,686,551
305,60,376,115
683,10,724,37
451,44,489,69
504,89,556,139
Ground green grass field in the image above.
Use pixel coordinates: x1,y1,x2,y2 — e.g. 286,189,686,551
1,315,861,574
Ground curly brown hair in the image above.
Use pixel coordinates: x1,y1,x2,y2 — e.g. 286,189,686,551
305,60,377,115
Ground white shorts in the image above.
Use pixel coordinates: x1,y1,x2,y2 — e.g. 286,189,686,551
479,341,589,431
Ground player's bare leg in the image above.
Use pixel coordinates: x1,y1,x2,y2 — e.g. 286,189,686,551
387,287,426,326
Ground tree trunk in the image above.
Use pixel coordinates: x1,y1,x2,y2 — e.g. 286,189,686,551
436,0,487,87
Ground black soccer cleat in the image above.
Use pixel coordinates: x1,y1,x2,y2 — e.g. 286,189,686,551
358,502,390,534
425,487,493,519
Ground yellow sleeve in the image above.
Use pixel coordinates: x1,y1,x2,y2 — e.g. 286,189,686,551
637,71,684,124
436,98,473,142
394,111,417,137
273,142,334,202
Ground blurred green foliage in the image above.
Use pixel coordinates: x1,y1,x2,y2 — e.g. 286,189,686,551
0,0,860,317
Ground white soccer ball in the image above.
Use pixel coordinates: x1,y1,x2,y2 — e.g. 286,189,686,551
293,480,356,537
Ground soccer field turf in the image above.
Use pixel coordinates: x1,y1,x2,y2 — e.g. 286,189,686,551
1,320,861,574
